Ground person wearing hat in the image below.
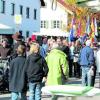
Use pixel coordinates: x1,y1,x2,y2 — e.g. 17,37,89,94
78,40,95,86
12,32,25,59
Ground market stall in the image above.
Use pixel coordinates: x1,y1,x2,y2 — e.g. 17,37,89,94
0,23,14,44
33,29,69,37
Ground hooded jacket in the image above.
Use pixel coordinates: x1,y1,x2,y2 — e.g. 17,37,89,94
25,53,48,82
46,49,69,85
9,56,26,92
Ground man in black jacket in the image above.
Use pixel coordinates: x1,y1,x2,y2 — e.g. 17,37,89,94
60,39,72,77
9,44,27,100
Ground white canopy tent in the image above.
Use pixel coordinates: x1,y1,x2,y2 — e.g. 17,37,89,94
33,29,69,37
0,23,14,34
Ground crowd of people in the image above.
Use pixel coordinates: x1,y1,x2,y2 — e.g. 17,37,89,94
0,32,100,100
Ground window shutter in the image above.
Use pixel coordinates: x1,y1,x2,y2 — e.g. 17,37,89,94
60,21,62,29
51,20,53,29
46,21,49,29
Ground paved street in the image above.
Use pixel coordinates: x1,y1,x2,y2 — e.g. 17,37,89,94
0,96,100,100
0,74,100,100
0,0,100,99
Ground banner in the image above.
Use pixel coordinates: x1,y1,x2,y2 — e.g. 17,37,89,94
86,16,90,35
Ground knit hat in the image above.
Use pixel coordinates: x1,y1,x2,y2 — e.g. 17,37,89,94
31,35,36,42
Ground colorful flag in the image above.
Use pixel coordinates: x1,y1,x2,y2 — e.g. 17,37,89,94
69,18,75,42
77,20,81,37
69,27,74,41
94,18,98,36
82,33,87,42
91,18,95,32
86,16,90,35
90,18,95,42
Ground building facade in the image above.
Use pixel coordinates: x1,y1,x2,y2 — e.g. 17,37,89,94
0,0,40,37
39,0,71,37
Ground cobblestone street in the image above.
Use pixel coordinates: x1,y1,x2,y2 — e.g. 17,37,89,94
0,75,100,100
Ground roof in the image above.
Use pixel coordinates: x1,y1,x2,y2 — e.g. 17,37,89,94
57,0,81,15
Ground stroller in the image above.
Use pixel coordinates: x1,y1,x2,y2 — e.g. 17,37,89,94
0,57,10,93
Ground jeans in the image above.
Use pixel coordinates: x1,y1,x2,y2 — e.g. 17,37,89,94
11,92,27,100
69,59,73,77
81,67,92,86
29,82,42,100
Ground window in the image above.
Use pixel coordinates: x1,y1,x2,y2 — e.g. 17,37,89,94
26,31,29,38
11,3,15,15
40,0,45,6
1,0,5,13
57,21,60,28
52,20,61,28
26,7,30,18
20,5,23,16
41,21,48,28
34,9,37,20
40,0,47,7
53,21,57,28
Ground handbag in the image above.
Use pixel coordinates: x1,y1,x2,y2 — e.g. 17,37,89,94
73,54,79,62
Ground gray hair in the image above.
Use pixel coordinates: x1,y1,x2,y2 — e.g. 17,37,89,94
51,42,59,49
86,40,91,46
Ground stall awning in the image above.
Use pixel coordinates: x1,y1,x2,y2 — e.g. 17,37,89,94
0,23,14,34
33,29,69,37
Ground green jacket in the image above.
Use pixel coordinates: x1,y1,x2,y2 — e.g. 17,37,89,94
46,49,69,85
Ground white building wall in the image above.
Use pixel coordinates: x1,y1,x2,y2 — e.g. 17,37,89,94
40,0,69,37
0,0,40,37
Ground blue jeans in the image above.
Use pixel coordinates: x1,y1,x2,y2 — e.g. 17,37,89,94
11,92,27,100
29,82,42,100
81,67,92,86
